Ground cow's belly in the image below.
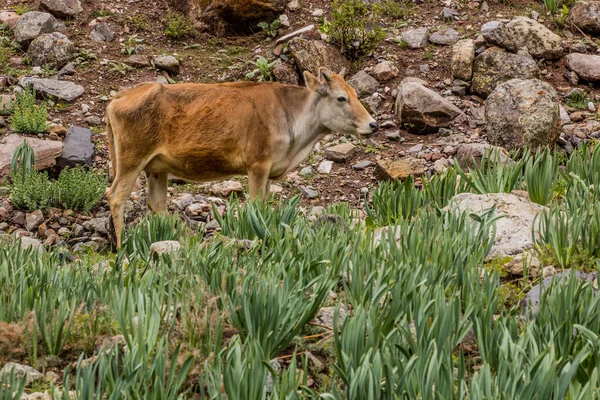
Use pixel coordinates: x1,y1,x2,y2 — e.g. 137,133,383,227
145,151,245,182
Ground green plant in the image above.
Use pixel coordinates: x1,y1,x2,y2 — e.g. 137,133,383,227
330,0,386,59
164,12,194,40
73,49,97,67
455,149,526,194
245,56,276,82
373,0,409,19
11,169,55,210
10,140,35,184
120,34,142,55
131,14,150,31
257,18,281,39
10,85,48,134
35,293,75,356
525,148,559,205
121,214,187,260
422,47,434,60
564,89,592,110
319,18,332,35
11,4,32,15
56,166,107,213
109,61,134,75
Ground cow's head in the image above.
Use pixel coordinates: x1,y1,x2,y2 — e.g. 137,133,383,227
304,68,378,139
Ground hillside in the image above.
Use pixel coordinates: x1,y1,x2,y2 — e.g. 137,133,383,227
1,0,600,397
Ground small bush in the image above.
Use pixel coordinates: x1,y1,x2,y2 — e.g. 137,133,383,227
564,89,592,110
56,166,108,213
11,170,55,211
257,19,280,39
10,85,48,134
245,57,276,82
164,12,194,40
330,0,385,59
11,4,32,15
373,0,409,19
10,140,35,184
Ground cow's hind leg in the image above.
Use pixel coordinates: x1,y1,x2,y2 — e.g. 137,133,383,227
107,164,145,248
248,162,271,200
145,171,168,213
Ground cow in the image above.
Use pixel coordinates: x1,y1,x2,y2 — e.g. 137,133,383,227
105,68,378,247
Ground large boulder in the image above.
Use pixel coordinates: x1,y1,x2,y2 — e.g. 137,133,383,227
18,77,84,102
0,134,64,177
445,192,547,259
169,0,286,36
485,78,560,151
287,38,351,77
57,126,95,168
395,82,464,133
452,39,475,81
41,0,83,18
470,47,539,98
12,11,59,47
564,53,600,82
27,32,74,69
481,17,562,59
567,1,600,35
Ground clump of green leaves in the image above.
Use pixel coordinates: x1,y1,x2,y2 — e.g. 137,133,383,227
245,56,276,82
330,0,385,59
73,49,97,68
10,85,49,134
257,18,280,39
56,166,108,213
120,34,142,55
164,12,194,40
564,89,592,110
373,0,409,19
11,169,55,211
11,4,32,15
10,140,35,184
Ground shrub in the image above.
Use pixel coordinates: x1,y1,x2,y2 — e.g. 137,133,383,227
10,85,48,134
164,12,194,40
11,169,55,211
257,19,280,39
10,140,35,184
564,89,592,110
330,0,385,59
56,166,108,213
245,57,276,82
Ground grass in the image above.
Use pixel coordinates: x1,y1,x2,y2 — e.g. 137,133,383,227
2,146,600,397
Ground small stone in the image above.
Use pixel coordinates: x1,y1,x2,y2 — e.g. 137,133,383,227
299,166,313,176
352,160,372,170
287,0,299,10
429,27,461,45
0,363,43,386
149,240,181,256
375,158,427,181
402,27,429,49
83,217,109,235
312,9,324,17
299,186,318,199
372,61,399,82
385,130,403,142
152,55,180,74
89,22,115,42
325,143,356,162
210,180,243,197
347,70,380,98
19,237,44,254
26,210,44,232
279,14,290,28
317,160,333,174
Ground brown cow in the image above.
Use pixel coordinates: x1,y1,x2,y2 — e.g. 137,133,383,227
105,68,378,247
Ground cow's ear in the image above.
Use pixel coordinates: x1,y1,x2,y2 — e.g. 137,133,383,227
304,71,327,95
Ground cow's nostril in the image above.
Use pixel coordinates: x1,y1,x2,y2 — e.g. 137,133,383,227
369,121,379,132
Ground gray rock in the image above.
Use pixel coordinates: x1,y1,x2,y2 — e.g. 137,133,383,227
564,53,600,82
567,1,600,35
470,47,539,98
57,61,76,76
324,143,356,162
481,17,562,59
372,61,399,82
314,306,346,328
441,7,459,20
13,12,58,47
272,59,299,85
299,186,318,199
445,192,547,258
26,210,44,232
57,126,95,168
429,27,461,45
27,32,74,69
19,237,44,255
352,160,372,170
41,0,82,18
454,143,511,169
402,27,429,49
299,166,313,176
149,240,181,256
152,55,180,74
347,70,380,98
452,39,475,81
485,78,561,151
0,363,43,386
0,134,64,178
18,77,84,102
395,82,463,133
317,160,333,174
210,180,243,197
385,130,403,141
89,22,114,42
287,38,351,75
83,217,109,235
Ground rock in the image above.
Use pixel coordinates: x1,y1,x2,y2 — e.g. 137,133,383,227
275,25,315,44
287,38,351,76
567,2,600,35
19,237,44,255
347,70,379,98
433,158,449,173
481,17,562,60
470,47,539,98
89,22,114,42
210,180,243,197
352,160,372,170
279,14,289,28
317,160,333,174
371,61,399,82
299,166,313,176
18,77,84,102
83,217,109,235
559,105,571,126
287,0,299,10
0,134,64,177
429,27,461,45
395,82,463,133
27,32,73,69
402,27,429,49
441,7,459,20
41,0,82,18
149,240,181,256
504,251,542,276
445,193,546,258
0,10,20,28
485,78,560,151
57,126,95,168
272,59,299,85
299,185,318,199
324,143,356,162
452,39,475,81
152,56,180,74
125,55,151,68
454,143,511,168
314,306,346,328
385,130,403,141
26,210,44,232
375,157,427,181
564,53,600,82
57,62,76,77
0,363,43,386
13,12,58,47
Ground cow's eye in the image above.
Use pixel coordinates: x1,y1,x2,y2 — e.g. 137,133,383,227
337,97,347,102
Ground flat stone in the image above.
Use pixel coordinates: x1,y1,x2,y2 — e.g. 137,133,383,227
19,237,44,255
0,134,64,177
324,143,356,162
352,160,372,170
57,126,95,168
375,157,427,181
402,27,429,49
372,61,399,82
152,55,180,74
299,185,318,199
83,217,108,235
317,160,333,174
564,53,600,82
0,363,43,386
19,77,84,102
288,37,351,75
210,180,243,197
452,39,475,81
299,166,313,176
124,55,150,67
429,27,461,45
89,22,114,42
314,306,346,328
0,11,20,28
149,240,181,256
41,0,83,18
26,210,44,232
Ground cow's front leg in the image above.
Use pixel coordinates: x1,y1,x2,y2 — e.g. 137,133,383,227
248,162,271,200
